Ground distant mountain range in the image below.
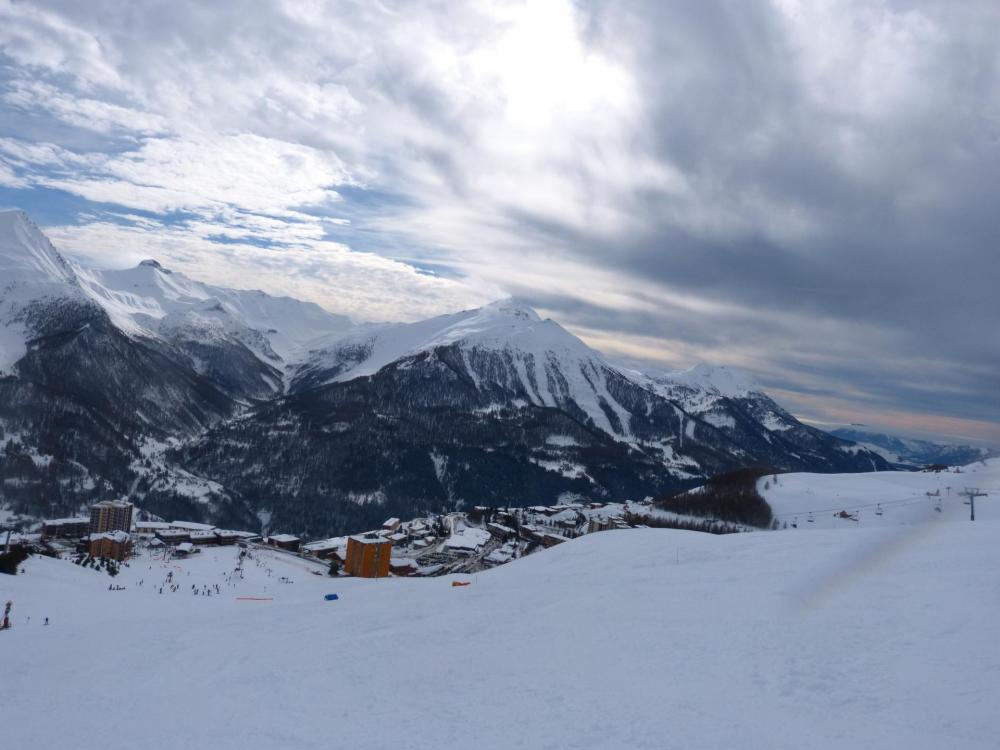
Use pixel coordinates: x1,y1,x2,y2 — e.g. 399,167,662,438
0,209,890,537
828,427,995,468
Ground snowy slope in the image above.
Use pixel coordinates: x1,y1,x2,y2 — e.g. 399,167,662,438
829,427,995,467
0,209,85,372
760,458,1000,529
1,208,352,377
3,522,999,749
633,363,780,423
75,259,354,367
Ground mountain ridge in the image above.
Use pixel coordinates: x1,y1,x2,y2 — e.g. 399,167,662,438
0,210,890,536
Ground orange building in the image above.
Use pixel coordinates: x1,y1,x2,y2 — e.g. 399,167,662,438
88,531,133,561
345,536,391,578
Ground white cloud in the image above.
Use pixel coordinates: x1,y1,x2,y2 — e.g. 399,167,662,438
45,216,497,323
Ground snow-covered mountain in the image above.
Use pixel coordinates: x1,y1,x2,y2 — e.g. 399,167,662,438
75,259,353,369
291,298,645,439
828,427,995,468
0,209,889,536
0,209,86,374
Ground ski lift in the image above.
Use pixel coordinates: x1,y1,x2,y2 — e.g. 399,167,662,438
875,504,883,516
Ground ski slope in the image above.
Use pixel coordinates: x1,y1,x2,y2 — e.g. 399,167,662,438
3,518,999,749
760,459,1000,529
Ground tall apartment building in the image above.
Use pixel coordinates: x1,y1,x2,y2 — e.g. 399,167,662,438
345,535,392,578
89,499,134,535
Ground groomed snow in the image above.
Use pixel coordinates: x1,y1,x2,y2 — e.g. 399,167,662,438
3,517,999,749
760,458,1000,528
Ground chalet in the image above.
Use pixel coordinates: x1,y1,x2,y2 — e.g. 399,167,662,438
345,536,391,578
518,524,545,544
486,522,516,540
88,531,132,561
303,537,348,560
387,532,408,546
539,531,568,548
484,545,516,565
549,509,581,529
389,557,419,576
382,517,402,533
443,528,491,555
266,534,301,552
41,517,90,539
173,541,197,557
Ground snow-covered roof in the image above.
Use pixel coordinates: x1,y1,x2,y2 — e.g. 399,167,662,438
135,521,171,530
268,534,300,543
443,527,491,551
485,549,513,564
382,517,400,527
549,509,580,523
42,517,89,525
89,530,130,543
170,521,216,531
350,535,390,546
303,536,347,552
390,557,417,567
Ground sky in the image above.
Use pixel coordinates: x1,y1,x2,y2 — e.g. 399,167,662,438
0,0,997,445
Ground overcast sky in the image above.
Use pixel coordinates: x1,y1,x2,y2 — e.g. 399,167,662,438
1,0,997,444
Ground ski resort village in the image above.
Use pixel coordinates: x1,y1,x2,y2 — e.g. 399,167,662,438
3,458,999,749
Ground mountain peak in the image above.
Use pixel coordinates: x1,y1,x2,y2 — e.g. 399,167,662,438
677,364,761,397
478,297,541,322
650,363,762,398
137,258,170,272
0,208,77,285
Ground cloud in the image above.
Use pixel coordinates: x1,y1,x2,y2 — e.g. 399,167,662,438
0,0,998,442
44,215,496,323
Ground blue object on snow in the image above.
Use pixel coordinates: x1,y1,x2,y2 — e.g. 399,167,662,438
324,594,339,601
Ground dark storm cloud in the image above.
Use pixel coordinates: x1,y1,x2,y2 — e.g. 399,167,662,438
494,1,1000,439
